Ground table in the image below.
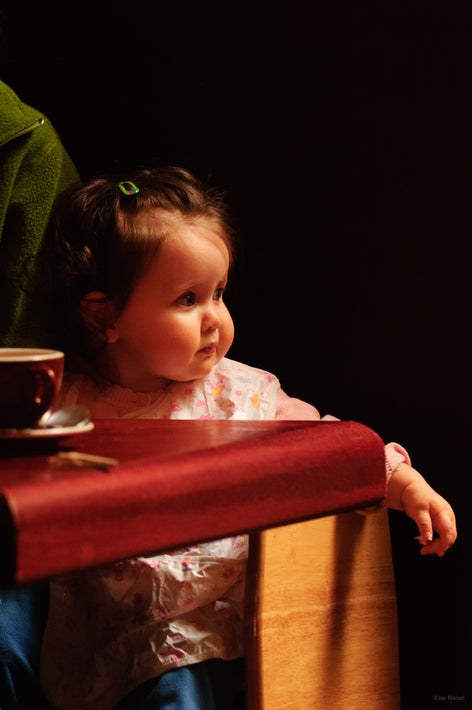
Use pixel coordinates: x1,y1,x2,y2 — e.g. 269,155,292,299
0,419,385,585
1,418,400,709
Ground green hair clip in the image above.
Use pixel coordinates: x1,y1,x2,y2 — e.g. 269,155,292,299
118,181,140,196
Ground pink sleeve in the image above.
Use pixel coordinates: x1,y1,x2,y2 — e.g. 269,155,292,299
385,442,411,481
275,388,338,421
275,389,410,480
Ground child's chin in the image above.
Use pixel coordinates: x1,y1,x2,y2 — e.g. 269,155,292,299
176,361,218,383
196,355,222,377
199,362,218,378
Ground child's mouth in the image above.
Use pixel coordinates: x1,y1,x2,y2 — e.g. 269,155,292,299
199,344,216,355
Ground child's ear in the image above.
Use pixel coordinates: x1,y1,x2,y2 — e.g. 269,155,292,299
80,291,119,343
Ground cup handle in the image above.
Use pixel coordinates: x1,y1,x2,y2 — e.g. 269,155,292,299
32,364,58,420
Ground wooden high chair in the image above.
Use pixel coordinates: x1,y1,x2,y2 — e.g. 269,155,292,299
245,510,400,709
0,419,400,709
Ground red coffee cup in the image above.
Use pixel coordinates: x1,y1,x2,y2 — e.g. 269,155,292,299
0,348,64,429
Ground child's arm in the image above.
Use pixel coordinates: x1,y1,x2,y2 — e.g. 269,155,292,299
274,389,457,555
385,462,457,556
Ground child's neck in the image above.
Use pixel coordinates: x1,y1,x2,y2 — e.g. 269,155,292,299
111,375,172,393
97,353,171,393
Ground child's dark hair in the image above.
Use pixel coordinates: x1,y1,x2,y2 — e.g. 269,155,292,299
37,166,236,373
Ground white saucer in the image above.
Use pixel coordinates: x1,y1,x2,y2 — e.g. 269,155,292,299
0,421,95,440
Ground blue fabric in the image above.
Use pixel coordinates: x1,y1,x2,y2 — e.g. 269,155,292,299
0,583,244,710
0,583,52,710
118,659,245,710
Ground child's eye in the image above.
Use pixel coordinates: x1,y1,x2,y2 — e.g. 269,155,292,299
213,287,225,302
177,292,196,307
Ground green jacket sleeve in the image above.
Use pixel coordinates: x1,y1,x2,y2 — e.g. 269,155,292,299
0,84,80,346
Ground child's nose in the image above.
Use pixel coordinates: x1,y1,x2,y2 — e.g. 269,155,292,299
202,303,221,331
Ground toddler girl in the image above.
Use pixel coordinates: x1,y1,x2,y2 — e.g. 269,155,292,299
37,167,456,710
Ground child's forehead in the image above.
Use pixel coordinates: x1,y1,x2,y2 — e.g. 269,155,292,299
135,208,214,232
164,224,231,266
136,215,230,284
132,209,227,247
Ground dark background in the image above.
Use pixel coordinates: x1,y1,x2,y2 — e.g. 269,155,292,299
2,2,470,707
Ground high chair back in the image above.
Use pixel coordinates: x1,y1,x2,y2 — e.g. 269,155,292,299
245,510,400,709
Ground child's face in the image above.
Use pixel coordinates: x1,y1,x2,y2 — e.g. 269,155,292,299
106,220,234,390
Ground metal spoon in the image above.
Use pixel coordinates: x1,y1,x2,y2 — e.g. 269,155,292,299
40,405,91,429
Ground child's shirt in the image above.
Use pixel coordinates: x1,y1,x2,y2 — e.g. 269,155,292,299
41,357,409,710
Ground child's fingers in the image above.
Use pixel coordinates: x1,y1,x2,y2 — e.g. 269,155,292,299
432,508,457,555
420,536,454,557
415,508,457,557
420,544,439,556
413,511,434,547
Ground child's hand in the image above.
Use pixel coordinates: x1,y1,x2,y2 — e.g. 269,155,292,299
385,463,457,557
